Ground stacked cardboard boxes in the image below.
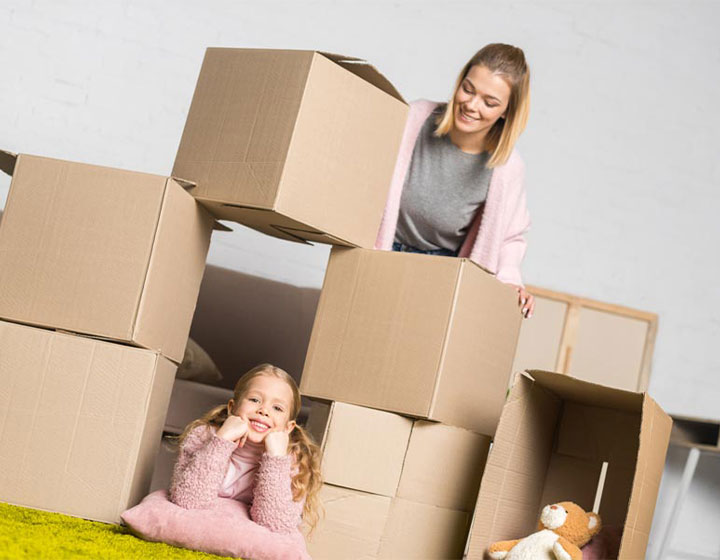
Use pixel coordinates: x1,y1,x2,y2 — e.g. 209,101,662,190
295,247,523,558
0,153,214,522
0,46,673,560
0,48,410,526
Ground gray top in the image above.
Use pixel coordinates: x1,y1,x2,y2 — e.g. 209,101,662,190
394,112,493,252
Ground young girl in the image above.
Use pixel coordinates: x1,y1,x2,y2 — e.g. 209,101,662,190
169,363,322,542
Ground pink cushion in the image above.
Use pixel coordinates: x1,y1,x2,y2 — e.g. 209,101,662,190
121,490,310,560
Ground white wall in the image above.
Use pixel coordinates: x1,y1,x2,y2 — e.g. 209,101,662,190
1,0,718,552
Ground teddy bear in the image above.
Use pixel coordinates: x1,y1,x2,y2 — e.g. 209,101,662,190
487,501,601,560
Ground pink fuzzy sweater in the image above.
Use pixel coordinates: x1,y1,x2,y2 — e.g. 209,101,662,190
375,99,531,286
169,425,304,535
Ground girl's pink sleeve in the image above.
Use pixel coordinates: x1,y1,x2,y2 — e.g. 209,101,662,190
250,454,305,534
169,425,236,509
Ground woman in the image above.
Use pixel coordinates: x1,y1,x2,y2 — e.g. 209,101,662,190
375,43,535,318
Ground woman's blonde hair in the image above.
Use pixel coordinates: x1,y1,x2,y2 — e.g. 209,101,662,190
434,43,530,168
178,363,323,531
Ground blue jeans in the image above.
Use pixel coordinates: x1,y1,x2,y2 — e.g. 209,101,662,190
392,241,458,257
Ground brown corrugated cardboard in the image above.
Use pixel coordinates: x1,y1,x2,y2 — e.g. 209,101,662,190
307,484,469,560
172,48,408,248
305,400,491,511
397,421,491,512
300,248,522,434
466,369,672,560
0,320,176,523
0,152,214,363
306,400,413,497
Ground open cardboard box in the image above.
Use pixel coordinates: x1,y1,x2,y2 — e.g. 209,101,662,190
172,48,408,248
0,151,214,363
300,247,522,435
0,320,176,523
467,370,672,559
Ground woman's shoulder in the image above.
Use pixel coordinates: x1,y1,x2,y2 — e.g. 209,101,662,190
408,99,442,118
495,148,525,176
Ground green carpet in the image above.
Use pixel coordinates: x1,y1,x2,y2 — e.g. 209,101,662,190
0,502,232,560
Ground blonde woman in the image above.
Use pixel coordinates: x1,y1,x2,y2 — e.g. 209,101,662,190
376,43,535,317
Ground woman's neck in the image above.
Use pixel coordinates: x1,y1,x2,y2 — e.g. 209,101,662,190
448,127,487,154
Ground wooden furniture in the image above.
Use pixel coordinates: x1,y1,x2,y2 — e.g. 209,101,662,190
512,285,659,391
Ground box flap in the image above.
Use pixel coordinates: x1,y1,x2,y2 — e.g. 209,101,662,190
0,150,18,176
170,176,197,190
319,51,405,103
212,221,233,232
527,369,644,412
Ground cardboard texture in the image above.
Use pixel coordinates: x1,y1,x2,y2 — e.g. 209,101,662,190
307,484,470,560
306,400,491,511
0,152,214,363
0,320,176,523
172,48,408,248
466,370,672,560
300,248,522,434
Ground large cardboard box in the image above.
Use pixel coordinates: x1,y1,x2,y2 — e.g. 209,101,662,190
306,400,491,512
0,151,214,363
300,248,523,435
307,484,470,560
0,320,177,523
172,48,408,248
467,370,672,560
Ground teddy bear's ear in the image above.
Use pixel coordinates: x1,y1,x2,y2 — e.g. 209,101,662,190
587,512,601,535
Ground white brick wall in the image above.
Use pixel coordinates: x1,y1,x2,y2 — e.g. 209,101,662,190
1,1,719,551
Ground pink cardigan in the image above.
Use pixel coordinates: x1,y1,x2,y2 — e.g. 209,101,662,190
375,100,530,286
169,425,304,535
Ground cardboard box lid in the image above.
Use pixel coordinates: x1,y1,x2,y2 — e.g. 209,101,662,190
317,52,405,102
525,369,645,412
0,149,17,175
307,401,413,497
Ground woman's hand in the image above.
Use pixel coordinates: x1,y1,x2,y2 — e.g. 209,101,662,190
264,430,290,457
216,414,249,446
511,285,535,319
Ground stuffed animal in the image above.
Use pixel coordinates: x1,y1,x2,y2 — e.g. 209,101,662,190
487,501,601,560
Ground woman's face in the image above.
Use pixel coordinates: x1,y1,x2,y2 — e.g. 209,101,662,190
231,375,296,444
453,64,511,137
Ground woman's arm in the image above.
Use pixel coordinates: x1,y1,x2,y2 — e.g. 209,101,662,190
495,158,530,288
250,453,304,534
169,425,236,509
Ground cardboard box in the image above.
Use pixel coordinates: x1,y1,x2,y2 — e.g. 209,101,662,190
0,320,176,523
467,370,672,560
0,151,214,363
307,484,469,560
300,248,522,435
172,48,408,248
306,400,491,511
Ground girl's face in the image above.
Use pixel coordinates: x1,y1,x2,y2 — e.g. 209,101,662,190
453,64,511,138
230,375,296,443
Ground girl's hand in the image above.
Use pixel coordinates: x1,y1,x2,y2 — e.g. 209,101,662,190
264,430,290,457
511,285,535,319
216,414,249,446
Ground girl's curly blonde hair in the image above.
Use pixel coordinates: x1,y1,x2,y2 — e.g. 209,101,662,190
178,363,323,531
